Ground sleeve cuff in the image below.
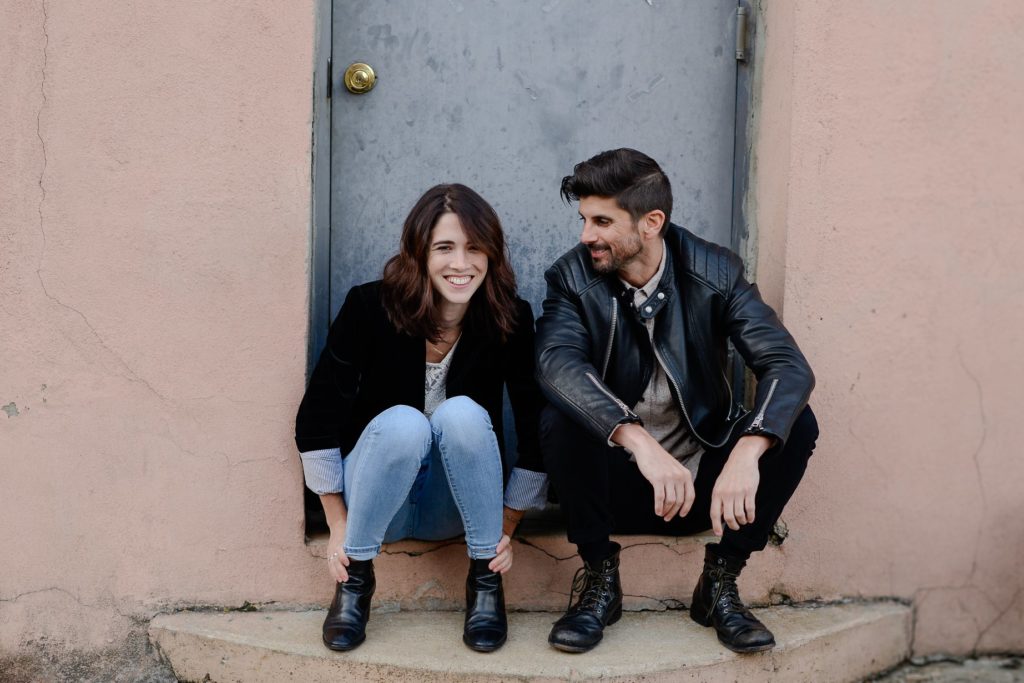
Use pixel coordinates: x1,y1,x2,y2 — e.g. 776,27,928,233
503,467,549,510
299,448,345,495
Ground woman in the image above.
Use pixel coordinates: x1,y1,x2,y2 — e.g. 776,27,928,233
295,184,547,653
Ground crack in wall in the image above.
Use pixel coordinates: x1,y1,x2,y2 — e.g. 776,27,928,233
901,348,1007,657
32,0,170,407
35,0,48,245
514,537,703,563
513,536,577,562
0,587,139,624
953,347,992,611
379,539,462,558
972,587,1021,653
956,345,989,514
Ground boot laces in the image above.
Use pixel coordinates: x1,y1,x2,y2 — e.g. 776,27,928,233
705,566,745,621
567,564,612,613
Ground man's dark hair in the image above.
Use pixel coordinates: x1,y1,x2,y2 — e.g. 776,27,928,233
560,148,673,233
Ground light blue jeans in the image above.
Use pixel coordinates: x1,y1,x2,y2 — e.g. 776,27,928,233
342,397,504,561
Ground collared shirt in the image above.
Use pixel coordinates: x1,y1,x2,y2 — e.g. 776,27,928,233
618,241,703,478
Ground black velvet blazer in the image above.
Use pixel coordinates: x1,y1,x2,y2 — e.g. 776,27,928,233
294,281,545,479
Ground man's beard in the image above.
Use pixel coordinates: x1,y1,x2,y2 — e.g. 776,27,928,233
589,231,643,274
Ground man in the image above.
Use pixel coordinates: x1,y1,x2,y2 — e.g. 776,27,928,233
536,148,818,654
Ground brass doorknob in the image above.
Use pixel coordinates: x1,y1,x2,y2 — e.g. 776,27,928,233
343,62,376,94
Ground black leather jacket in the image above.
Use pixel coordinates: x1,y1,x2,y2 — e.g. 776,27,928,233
536,224,814,450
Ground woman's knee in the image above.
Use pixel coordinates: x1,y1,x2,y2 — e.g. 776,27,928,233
430,396,492,435
367,405,432,460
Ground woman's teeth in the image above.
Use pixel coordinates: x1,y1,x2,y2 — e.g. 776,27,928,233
446,275,471,285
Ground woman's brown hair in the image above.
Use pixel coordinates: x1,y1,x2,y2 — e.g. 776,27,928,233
381,184,519,342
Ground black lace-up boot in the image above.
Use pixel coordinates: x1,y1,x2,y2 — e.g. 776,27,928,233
689,544,775,653
548,542,622,653
322,559,375,651
463,558,508,652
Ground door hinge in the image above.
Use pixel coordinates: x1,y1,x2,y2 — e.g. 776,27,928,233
326,57,333,99
735,6,749,62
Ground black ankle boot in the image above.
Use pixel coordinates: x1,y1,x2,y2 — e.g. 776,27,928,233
548,542,622,653
689,545,775,653
322,559,375,651
463,558,508,652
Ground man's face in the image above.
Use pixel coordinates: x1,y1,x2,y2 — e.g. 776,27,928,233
578,196,643,275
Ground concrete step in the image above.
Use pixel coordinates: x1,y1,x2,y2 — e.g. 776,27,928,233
150,602,910,682
305,531,788,612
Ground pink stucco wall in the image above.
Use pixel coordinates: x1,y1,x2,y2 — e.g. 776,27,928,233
1,0,1020,665
1,0,321,653
752,1,1024,656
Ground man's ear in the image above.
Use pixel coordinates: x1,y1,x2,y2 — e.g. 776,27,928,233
641,210,666,239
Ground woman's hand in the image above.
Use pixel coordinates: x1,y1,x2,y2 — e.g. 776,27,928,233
488,534,514,574
327,531,350,582
319,493,350,582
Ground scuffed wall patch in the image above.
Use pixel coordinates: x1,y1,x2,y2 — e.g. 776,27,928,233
3,402,19,418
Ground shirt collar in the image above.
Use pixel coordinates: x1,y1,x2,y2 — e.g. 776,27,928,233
620,239,667,305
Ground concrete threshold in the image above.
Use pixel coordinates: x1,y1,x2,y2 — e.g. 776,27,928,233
305,532,788,611
151,602,910,682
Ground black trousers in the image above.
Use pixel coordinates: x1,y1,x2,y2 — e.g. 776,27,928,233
541,404,819,560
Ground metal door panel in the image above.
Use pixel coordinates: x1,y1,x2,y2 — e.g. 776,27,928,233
329,0,739,315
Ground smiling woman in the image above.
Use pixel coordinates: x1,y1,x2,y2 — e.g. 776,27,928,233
294,184,547,654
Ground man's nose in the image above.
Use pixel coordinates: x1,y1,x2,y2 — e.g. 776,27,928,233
580,221,595,244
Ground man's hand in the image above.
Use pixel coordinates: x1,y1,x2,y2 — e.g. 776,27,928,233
502,506,524,538
614,423,695,521
710,435,774,536
488,534,514,574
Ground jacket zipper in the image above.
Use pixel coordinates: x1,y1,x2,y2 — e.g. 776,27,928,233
586,372,635,418
601,297,618,379
652,343,739,449
748,378,779,431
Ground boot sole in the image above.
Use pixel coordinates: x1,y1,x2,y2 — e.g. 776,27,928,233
690,605,775,653
548,637,599,654
463,633,507,653
548,604,622,653
322,632,366,652
719,639,776,654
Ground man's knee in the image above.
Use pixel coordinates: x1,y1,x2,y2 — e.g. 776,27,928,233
785,405,819,458
540,405,584,471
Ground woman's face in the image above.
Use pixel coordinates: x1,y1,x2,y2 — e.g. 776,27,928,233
427,212,489,312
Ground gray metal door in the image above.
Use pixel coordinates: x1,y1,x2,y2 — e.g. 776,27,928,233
327,1,743,319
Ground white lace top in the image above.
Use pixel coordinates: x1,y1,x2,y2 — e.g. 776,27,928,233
423,336,460,417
